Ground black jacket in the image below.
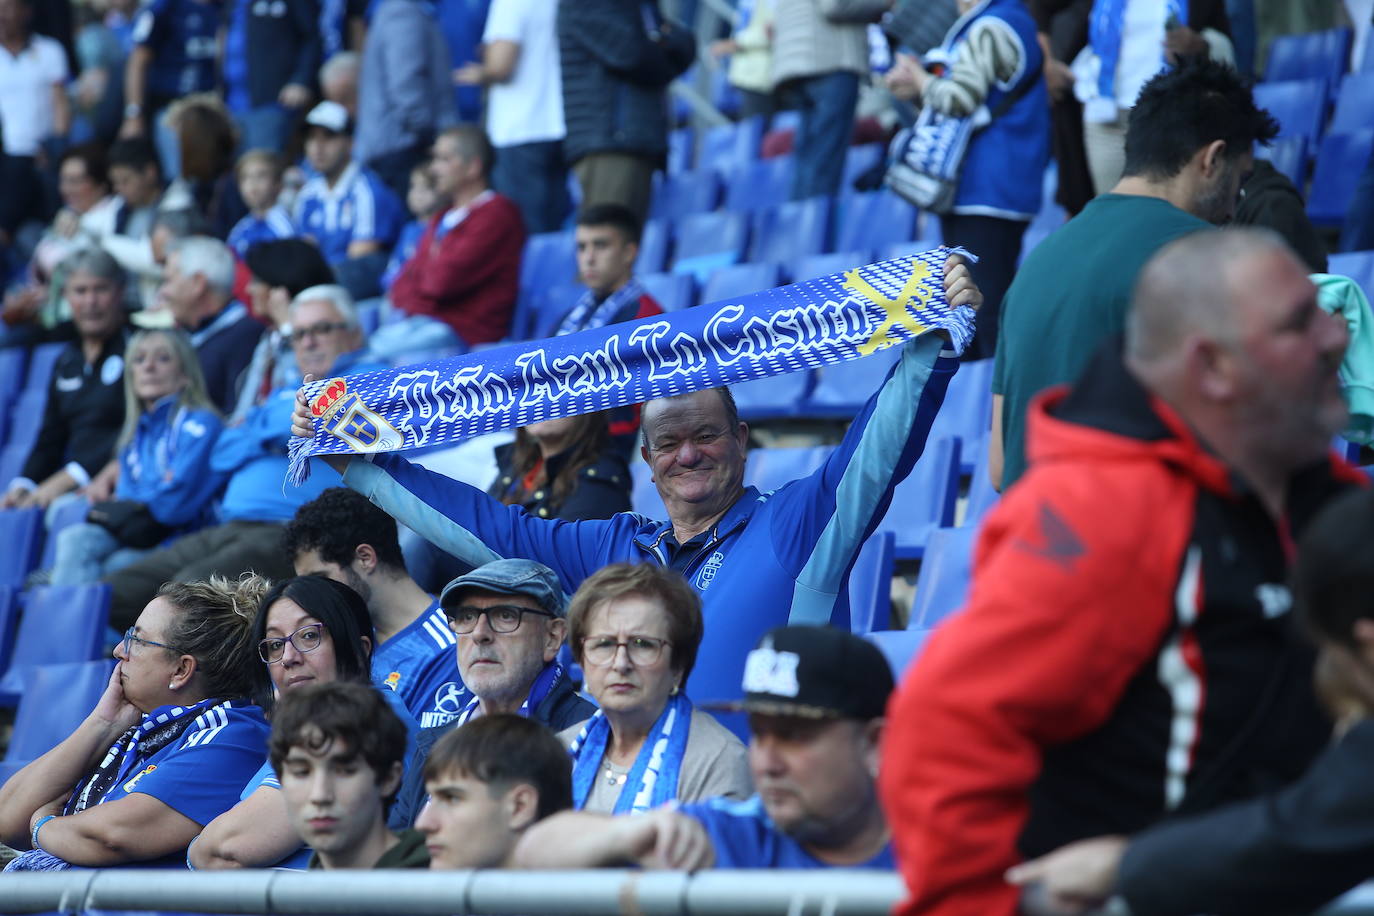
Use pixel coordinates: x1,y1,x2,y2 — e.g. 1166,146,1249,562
557,0,695,165
225,0,322,108
1234,159,1329,274
487,443,632,522
191,304,264,414
21,330,128,485
387,668,595,829
1118,719,1374,916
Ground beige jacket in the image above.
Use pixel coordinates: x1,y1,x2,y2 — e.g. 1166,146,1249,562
772,0,889,85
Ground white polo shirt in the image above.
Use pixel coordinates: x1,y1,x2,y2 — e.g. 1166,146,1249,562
0,34,69,156
482,0,565,147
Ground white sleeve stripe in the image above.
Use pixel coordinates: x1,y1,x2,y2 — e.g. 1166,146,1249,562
353,181,377,238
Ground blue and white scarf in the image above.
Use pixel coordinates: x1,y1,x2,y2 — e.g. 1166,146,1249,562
568,692,692,815
1088,0,1186,116
287,250,974,484
555,278,647,338
450,662,564,727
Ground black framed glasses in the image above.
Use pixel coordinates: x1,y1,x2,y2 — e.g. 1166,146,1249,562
120,627,176,656
287,321,350,345
444,604,554,635
581,635,672,667
259,623,327,664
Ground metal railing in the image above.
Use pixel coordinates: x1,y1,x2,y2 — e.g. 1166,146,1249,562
1,869,905,915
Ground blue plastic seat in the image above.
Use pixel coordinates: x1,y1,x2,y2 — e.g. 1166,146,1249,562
637,218,671,275
842,143,885,192
964,447,1001,527
0,584,111,701
667,126,694,174
0,347,26,401
1309,129,1374,227
0,509,43,588
1265,27,1352,86
22,342,66,394
700,116,765,175
724,155,795,212
0,586,18,683
880,238,944,261
4,387,47,455
1329,251,1374,297
909,524,978,628
4,659,115,765
40,496,92,569
639,272,696,312
530,282,588,339
928,358,995,474
744,445,834,493
0,444,26,491
836,190,919,253
731,372,813,422
1256,136,1308,188
1253,79,1328,144
711,67,742,117
649,169,721,221
805,347,902,417
848,531,895,634
770,110,801,133
514,230,578,338
699,261,781,304
672,211,750,282
1329,72,1374,136
875,437,962,559
865,628,932,678
789,249,873,283
748,196,832,263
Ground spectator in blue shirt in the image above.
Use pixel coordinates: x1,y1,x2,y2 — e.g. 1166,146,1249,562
120,0,219,176
227,150,297,258
514,625,896,871
293,100,405,301
380,159,441,294
49,327,225,586
221,0,320,154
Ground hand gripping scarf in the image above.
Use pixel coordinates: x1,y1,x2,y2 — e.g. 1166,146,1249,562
287,249,976,484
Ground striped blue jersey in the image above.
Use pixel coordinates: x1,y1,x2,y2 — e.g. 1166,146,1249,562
227,205,298,258
372,597,468,728
292,162,404,264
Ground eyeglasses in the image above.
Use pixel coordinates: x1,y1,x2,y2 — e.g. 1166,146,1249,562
581,635,672,667
444,604,554,635
120,627,176,656
287,321,350,345
259,623,327,664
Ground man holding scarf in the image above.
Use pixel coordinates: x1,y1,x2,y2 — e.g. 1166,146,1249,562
386,558,594,828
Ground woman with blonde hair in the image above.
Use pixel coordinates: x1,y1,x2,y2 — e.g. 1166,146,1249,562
49,327,224,584
0,575,272,870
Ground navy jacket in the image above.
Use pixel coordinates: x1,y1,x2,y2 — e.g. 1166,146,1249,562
224,0,322,108
557,0,695,164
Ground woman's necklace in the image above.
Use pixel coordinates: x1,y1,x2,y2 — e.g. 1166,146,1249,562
603,765,628,786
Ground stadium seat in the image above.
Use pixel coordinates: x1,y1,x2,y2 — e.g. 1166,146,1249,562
667,126,693,174
881,235,944,262
1329,251,1374,296
848,531,895,634
0,444,26,491
0,584,111,702
40,496,92,570
530,283,587,339
875,436,962,559
964,448,1000,527
842,143,885,193
835,190,919,253
630,462,666,519
789,249,873,283
1364,33,1374,72
1308,129,1374,228
514,230,578,339
700,116,765,175
805,347,902,417
1256,136,1308,189
649,169,721,221
671,211,749,282
928,358,995,474
748,196,832,263
1252,79,1328,144
711,67,742,118
637,218,670,274
865,628,932,678
0,347,26,401
22,341,65,393
909,524,978,629
698,261,781,304
725,155,795,212
744,445,834,493
3,659,115,768
4,387,47,455
1329,72,1374,136
0,508,43,588
0,586,17,682
1264,27,1352,87
639,272,696,312
731,372,813,422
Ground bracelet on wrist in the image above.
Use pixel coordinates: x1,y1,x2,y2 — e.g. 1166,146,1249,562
31,814,57,851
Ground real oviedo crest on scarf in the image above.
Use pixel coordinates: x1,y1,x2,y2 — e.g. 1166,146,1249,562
288,250,976,484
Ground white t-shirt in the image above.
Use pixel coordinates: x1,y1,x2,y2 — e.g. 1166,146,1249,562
0,34,69,156
1112,0,1168,112
482,0,566,147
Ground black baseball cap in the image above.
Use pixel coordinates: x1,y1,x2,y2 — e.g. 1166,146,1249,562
715,625,895,720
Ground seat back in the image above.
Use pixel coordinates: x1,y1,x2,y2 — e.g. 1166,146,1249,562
842,143,885,191
0,509,43,588
649,169,721,221
40,496,92,569
836,190,919,252
909,525,979,628
530,283,588,339
636,218,671,275
744,445,835,493
865,628,932,680
805,347,903,417
1309,129,1374,227
1252,78,1328,144
848,532,895,634
875,437,962,559
5,388,48,457
22,342,66,393
789,249,874,283
514,231,579,338
748,196,832,263
5,659,116,762
672,211,750,282
0,586,18,683
964,448,1001,527
1256,135,1308,189
0,584,112,700
1265,27,1352,85
732,372,813,422
1329,72,1374,136
639,272,696,312
1329,251,1374,298
667,126,694,174
724,155,795,212
701,116,765,175
928,358,995,474
630,461,666,519
699,261,782,305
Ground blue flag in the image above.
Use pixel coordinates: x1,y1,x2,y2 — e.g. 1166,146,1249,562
287,249,975,485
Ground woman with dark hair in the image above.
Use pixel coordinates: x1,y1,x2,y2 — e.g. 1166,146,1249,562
189,574,419,870
0,575,272,870
490,411,631,521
